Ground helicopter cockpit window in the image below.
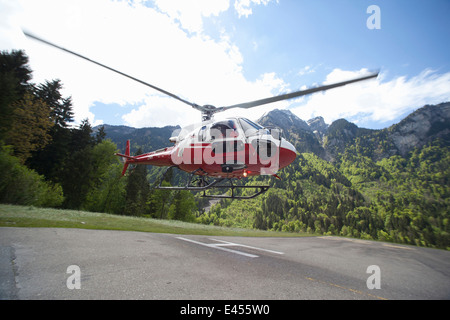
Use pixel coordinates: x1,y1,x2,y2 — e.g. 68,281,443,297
198,126,207,142
210,120,239,140
239,118,268,137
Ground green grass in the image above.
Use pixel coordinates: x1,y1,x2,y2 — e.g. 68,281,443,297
0,204,311,237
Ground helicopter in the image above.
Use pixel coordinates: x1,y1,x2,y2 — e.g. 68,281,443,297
25,31,378,199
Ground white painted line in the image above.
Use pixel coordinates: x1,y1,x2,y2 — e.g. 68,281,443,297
320,236,415,251
176,237,259,258
209,239,284,255
382,243,415,250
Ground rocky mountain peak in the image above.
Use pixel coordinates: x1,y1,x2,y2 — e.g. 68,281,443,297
99,102,449,162
307,116,329,142
256,102,449,161
257,109,311,132
389,102,450,156
307,116,328,132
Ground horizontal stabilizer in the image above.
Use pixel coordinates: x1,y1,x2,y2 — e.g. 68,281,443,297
115,153,134,160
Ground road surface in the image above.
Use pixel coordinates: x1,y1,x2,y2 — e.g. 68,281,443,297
1,227,449,300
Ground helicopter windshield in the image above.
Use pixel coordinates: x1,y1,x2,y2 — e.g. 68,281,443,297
239,118,268,137
210,120,239,140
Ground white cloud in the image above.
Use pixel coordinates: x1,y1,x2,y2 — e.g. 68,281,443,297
290,68,450,128
122,95,199,128
0,0,286,128
0,0,23,48
218,71,289,120
121,70,289,128
152,0,229,33
234,0,275,18
298,65,315,77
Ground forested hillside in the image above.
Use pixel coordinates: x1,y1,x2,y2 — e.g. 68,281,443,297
201,142,449,249
98,124,179,154
199,105,449,249
1,50,448,249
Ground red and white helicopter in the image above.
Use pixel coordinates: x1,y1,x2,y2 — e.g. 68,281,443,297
26,32,378,199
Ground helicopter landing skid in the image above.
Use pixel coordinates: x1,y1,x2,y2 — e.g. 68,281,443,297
155,166,270,199
201,181,271,200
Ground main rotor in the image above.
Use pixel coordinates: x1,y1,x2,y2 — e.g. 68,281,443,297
24,31,379,122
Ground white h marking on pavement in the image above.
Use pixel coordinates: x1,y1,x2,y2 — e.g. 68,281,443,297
176,237,284,258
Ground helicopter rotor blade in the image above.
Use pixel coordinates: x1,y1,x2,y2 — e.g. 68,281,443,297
24,31,379,120
220,72,379,112
23,31,198,109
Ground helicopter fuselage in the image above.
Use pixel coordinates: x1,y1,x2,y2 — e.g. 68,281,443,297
118,117,297,179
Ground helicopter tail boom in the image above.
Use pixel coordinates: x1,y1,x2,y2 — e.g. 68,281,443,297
115,140,176,175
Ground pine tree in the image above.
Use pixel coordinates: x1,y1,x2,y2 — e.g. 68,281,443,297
27,80,75,180
148,182,172,219
168,190,196,221
83,140,126,214
33,79,74,128
59,119,97,209
0,50,33,140
123,148,150,216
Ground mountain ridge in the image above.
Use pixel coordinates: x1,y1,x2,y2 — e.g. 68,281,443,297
95,102,450,162
257,102,450,161
95,124,180,154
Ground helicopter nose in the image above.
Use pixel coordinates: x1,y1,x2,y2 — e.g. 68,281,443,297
279,138,297,169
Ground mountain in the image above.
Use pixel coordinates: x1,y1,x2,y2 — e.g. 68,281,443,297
257,109,327,159
259,109,311,131
96,102,449,163
258,102,450,162
94,124,180,154
94,102,450,162
307,116,328,142
388,102,450,156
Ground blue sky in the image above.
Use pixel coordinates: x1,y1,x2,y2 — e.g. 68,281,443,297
1,0,449,129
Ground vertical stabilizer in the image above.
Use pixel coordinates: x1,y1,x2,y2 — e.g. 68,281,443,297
115,140,131,176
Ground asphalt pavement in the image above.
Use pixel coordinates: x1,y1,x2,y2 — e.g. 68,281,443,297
1,227,449,300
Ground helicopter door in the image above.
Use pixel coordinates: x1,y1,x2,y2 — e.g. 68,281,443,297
209,120,246,171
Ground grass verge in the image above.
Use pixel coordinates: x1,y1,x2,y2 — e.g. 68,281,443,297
0,204,311,237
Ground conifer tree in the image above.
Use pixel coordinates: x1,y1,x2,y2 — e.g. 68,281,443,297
123,148,150,216
0,50,33,140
